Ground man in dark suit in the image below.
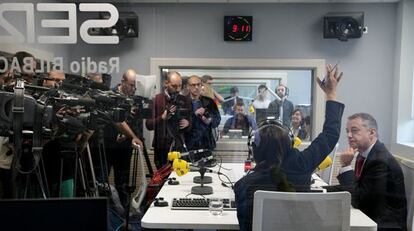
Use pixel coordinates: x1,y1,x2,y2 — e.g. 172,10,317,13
332,113,407,231
146,71,192,169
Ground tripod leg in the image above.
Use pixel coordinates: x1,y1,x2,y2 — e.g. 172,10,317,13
34,167,47,199
141,142,153,176
77,157,88,197
86,143,99,197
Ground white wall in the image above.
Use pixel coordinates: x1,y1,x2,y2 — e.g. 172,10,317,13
391,0,414,159
67,3,398,150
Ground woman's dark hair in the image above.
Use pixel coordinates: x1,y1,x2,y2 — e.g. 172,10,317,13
253,124,291,169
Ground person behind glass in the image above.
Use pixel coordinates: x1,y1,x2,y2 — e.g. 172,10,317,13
222,86,243,115
222,102,257,137
252,84,271,123
201,75,224,105
327,113,407,230
268,84,294,127
146,71,191,169
290,108,307,140
234,64,343,231
185,75,221,150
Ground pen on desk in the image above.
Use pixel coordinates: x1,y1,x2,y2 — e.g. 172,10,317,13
321,61,340,86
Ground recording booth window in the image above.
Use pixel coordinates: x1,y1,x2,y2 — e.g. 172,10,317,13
167,68,313,143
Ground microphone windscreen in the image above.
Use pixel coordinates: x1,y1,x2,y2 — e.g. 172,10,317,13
172,159,189,176
317,156,333,171
293,137,302,148
168,151,181,161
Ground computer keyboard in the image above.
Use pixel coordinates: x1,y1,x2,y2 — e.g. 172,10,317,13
171,198,237,210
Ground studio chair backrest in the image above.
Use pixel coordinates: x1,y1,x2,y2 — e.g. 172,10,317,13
253,190,351,231
401,159,414,231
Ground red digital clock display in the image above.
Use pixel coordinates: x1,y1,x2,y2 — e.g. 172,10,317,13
224,16,253,41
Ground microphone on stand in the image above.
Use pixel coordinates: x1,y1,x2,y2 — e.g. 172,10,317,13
172,159,215,195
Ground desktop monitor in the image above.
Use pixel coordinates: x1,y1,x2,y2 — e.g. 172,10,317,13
228,129,243,139
0,198,108,231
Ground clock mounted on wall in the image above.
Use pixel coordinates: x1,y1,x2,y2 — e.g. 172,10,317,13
224,16,253,41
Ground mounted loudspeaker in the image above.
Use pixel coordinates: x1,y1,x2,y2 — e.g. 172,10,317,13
323,12,365,42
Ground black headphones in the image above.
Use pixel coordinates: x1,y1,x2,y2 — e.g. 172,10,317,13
247,119,294,161
276,84,289,97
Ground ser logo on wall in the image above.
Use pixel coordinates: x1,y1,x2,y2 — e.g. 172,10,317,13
0,3,120,44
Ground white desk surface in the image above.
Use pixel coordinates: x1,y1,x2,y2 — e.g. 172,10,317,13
141,163,377,230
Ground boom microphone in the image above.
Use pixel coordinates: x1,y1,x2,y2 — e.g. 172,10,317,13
172,159,219,176
167,149,209,161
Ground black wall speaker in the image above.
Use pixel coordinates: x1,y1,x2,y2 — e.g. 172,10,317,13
323,12,364,41
99,11,139,39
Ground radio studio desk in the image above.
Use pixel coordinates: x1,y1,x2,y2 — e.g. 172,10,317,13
141,163,377,230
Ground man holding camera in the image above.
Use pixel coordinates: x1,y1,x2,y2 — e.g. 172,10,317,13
103,69,144,208
146,71,192,169
185,75,221,151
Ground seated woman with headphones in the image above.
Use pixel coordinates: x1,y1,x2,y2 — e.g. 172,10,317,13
234,64,343,231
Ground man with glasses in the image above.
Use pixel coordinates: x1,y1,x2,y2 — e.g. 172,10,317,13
329,113,407,231
146,71,191,169
185,75,220,151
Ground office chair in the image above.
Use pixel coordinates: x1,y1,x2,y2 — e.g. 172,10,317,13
318,143,339,185
401,159,414,231
253,190,351,231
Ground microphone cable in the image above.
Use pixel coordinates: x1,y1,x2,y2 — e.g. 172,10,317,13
216,154,235,189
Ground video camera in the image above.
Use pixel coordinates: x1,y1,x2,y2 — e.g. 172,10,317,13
132,95,152,119
167,92,190,123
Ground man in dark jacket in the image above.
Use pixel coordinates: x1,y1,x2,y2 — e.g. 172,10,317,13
331,113,407,231
234,64,343,231
146,71,191,169
185,75,220,151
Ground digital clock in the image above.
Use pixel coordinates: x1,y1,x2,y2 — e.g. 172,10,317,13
224,16,253,41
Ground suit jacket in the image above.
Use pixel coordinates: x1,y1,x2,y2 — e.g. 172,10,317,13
336,141,407,231
145,92,192,154
234,100,344,231
185,96,220,150
268,99,294,127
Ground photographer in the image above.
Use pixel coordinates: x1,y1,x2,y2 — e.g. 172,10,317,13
185,75,221,150
146,71,191,169
102,69,143,209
